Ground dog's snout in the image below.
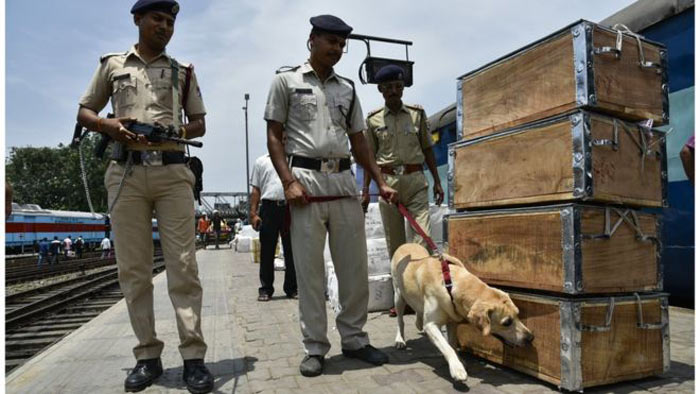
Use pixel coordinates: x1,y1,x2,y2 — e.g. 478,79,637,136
525,331,534,344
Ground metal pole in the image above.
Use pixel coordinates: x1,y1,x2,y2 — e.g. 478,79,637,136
243,93,250,209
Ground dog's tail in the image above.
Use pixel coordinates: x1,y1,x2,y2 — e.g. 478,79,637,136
440,252,467,269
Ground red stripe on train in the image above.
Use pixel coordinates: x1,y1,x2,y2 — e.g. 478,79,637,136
6,223,107,233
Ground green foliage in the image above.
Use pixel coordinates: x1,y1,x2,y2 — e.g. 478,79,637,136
6,133,110,212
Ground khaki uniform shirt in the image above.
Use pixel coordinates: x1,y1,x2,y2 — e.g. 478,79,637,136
264,62,365,196
79,45,206,152
365,104,432,166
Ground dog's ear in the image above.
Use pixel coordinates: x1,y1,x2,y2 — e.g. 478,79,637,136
467,302,492,336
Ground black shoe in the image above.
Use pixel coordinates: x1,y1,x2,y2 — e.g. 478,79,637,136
342,345,389,366
299,355,324,377
286,292,298,299
183,359,214,394
124,358,163,392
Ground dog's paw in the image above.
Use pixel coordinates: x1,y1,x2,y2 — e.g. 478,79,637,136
449,363,468,382
394,339,407,349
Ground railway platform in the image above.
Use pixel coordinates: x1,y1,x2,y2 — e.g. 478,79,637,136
6,247,695,393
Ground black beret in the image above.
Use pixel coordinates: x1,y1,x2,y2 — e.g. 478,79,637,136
131,0,180,18
375,64,405,84
310,14,353,37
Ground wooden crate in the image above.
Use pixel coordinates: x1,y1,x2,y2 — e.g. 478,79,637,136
457,19,668,141
448,110,667,209
444,204,661,294
457,292,670,392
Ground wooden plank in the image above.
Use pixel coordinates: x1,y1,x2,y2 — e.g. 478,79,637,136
447,212,565,292
580,208,659,293
580,299,664,387
592,27,665,123
461,31,575,140
453,120,574,209
590,116,664,207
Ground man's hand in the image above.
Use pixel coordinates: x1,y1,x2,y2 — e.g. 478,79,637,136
284,179,309,206
250,214,262,231
378,184,398,204
102,117,148,145
433,182,445,206
361,189,370,213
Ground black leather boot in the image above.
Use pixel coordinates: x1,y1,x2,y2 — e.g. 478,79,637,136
124,358,163,392
183,359,214,394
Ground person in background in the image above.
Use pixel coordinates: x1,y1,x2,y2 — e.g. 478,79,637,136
63,235,73,258
50,236,61,264
250,153,297,302
680,135,694,185
101,236,112,259
211,210,222,249
75,235,85,259
197,214,210,245
38,238,50,267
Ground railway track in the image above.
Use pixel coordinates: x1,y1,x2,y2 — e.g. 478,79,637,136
5,257,166,374
5,249,162,284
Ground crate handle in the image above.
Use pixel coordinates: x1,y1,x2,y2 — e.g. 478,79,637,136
593,24,663,74
578,297,615,332
582,207,661,250
635,293,667,330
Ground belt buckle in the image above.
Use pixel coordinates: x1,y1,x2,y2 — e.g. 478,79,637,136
394,165,405,175
320,158,339,173
141,151,163,166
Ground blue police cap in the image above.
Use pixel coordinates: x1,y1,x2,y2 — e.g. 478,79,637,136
310,14,353,37
375,64,405,84
131,0,180,18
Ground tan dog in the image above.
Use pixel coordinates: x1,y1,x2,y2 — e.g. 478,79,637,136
391,243,534,383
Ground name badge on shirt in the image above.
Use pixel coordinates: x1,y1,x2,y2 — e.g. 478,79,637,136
294,88,313,95
112,73,131,81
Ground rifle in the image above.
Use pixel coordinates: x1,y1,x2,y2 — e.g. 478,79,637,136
124,121,203,148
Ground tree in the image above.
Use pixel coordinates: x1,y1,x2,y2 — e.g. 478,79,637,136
6,133,110,212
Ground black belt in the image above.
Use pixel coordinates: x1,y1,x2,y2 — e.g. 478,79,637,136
119,151,186,165
289,155,351,173
262,199,287,207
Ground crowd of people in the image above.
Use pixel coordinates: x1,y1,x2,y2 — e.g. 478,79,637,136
36,235,112,266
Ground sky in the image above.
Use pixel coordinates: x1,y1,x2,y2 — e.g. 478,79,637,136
5,0,638,194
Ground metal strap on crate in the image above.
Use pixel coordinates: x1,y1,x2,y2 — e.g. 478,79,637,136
634,293,667,330
593,24,663,73
581,207,660,247
578,297,615,332
591,119,665,175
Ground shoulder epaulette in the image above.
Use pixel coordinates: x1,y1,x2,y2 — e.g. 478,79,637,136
276,65,300,74
367,107,384,118
100,51,127,63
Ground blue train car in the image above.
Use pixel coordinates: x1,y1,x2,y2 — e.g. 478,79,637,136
602,0,694,307
6,204,162,254
6,204,108,253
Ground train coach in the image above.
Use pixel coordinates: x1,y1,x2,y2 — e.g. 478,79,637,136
6,204,161,254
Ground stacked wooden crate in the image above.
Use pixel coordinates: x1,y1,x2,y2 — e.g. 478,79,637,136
444,20,671,392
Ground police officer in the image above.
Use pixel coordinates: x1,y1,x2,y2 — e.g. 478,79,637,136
76,1,213,392
264,15,399,377
362,64,444,260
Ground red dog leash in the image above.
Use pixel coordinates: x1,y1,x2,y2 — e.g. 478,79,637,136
283,193,454,300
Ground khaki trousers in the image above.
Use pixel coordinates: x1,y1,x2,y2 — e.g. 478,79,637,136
378,171,431,258
105,162,207,361
290,197,370,356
